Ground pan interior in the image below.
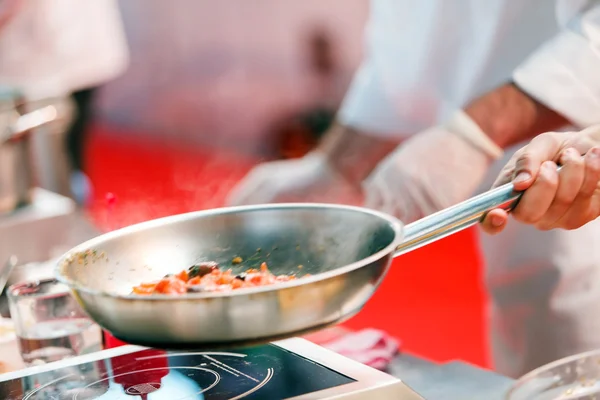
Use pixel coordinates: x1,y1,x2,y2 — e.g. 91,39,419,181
60,206,400,296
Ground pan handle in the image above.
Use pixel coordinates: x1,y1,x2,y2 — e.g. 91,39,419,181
394,167,561,257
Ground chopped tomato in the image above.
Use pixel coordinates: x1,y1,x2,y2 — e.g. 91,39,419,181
176,269,189,282
188,276,201,286
153,279,171,293
131,261,303,296
216,274,234,285
132,285,155,295
149,277,187,295
231,279,244,289
163,279,187,294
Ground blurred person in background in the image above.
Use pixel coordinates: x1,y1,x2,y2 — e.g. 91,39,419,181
0,0,129,204
273,27,346,159
229,0,600,378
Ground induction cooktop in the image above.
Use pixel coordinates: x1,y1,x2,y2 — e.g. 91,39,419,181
0,338,423,399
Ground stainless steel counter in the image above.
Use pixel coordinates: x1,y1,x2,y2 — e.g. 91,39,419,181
0,188,99,265
390,353,514,399
0,188,75,265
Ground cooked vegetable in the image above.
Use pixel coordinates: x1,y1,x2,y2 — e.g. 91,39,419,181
132,262,306,295
188,262,219,279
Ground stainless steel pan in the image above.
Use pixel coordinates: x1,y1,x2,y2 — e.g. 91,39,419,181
55,180,523,349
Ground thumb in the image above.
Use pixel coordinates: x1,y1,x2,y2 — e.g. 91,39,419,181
510,133,562,191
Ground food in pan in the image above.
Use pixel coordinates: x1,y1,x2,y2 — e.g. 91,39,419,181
132,261,306,295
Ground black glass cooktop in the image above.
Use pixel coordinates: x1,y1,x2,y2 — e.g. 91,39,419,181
0,344,356,399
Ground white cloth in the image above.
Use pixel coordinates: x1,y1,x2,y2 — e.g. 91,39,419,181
0,0,129,100
340,0,600,377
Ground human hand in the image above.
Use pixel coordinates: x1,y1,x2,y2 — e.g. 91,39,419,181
481,126,600,234
364,111,503,223
226,152,363,206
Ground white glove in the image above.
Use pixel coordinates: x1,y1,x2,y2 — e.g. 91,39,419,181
364,110,504,223
226,152,363,206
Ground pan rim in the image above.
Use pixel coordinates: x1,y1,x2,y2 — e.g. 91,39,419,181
55,203,403,300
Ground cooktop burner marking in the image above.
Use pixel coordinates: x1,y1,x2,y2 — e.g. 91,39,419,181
230,368,274,400
72,367,220,400
135,351,261,383
208,362,240,378
203,355,258,382
136,351,247,361
22,374,75,400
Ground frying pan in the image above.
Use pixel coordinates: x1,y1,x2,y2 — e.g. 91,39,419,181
56,180,523,349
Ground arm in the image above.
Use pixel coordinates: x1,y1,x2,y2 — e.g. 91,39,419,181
227,31,403,207
313,56,410,184
465,0,600,150
465,83,569,149
364,0,600,226
327,0,599,186
315,122,400,185
480,1,600,233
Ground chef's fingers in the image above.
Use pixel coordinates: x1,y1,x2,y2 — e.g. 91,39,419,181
512,161,559,224
578,148,600,198
535,148,585,230
511,133,563,192
480,209,508,235
553,148,600,229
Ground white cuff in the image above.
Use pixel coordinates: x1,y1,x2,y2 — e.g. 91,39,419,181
444,110,504,160
513,29,600,128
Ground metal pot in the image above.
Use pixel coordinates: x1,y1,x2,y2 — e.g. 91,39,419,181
0,88,74,214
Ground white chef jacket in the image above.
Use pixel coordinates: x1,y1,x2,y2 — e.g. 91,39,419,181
338,0,600,378
339,0,600,135
0,0,129,100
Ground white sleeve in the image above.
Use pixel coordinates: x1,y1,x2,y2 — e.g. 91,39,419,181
513,1,600,128
337,58,417,138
